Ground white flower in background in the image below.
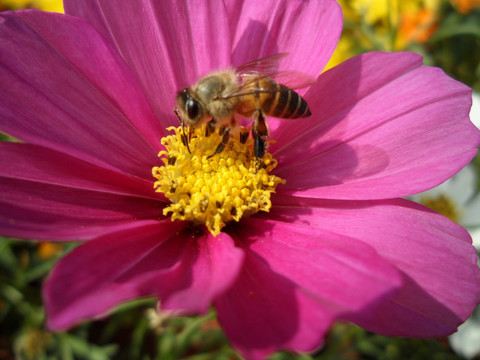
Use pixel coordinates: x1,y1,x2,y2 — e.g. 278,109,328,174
447,92,480,359
466,91,480,252
471,92,480,129
471,227,480,252
410,92,480,244
469,92,480,251
409,92,480,359
449,309,480,359
410,164,480,234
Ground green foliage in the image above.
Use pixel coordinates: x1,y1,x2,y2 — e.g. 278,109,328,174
428,7,480,91
0,238,242,359
1,237,468,360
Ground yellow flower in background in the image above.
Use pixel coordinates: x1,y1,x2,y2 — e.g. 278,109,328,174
324,36,357,70
0,0,63,12
336,0,441,52
351,0,402,26
350,0,440,26
336,0,362,22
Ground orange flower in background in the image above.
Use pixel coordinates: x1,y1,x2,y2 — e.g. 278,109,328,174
37,243,64,260
451,0,480,14
396,7,439,49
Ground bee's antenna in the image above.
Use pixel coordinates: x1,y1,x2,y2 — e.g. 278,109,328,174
174,108,191,154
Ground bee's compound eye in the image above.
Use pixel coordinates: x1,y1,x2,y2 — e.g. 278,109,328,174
176,89,188,107
186,99,201,120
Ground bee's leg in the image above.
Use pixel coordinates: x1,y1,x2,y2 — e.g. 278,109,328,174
205,119,216,137
239,126,250,144
218,125,226,136
208,127,230,158
254,135,266,160
252,109,268,159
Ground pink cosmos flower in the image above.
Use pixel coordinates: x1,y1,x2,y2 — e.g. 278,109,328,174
1,0,480,359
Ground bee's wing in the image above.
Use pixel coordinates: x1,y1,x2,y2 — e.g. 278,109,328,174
234,53,316,92
269,70,317,90
235,53,290,77
222,72,316,101
220,75,278,100
221,53,316,100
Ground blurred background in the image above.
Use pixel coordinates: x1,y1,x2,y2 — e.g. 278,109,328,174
1,0,479,359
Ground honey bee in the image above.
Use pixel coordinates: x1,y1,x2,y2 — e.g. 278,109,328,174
174,53,314,159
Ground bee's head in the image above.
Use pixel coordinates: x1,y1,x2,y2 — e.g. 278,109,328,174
176,88,204,127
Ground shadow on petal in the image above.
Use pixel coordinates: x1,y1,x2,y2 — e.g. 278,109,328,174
232,20,279,65
277,141,390,191
214,246,303,357
271,48,366,159
346,271,469,337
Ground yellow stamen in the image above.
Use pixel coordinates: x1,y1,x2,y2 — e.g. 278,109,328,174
152,125,285,236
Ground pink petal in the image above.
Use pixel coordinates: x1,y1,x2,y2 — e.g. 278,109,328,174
0,180,164,241
265,194,480,336
272,52,480,199
64,0,232,127
45,223,244,330
0,11,163,179
0,143,157,197
0,142,164,240
215,218,402,358
161,231,245,313
226,0,342,77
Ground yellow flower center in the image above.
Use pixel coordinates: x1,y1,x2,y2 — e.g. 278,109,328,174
152,125,285,236
420,193,462,223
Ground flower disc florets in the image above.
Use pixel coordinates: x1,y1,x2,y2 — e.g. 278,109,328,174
420,194,461,223
152,126,285,236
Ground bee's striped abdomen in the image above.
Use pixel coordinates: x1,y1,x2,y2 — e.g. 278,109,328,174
261,80,311,119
